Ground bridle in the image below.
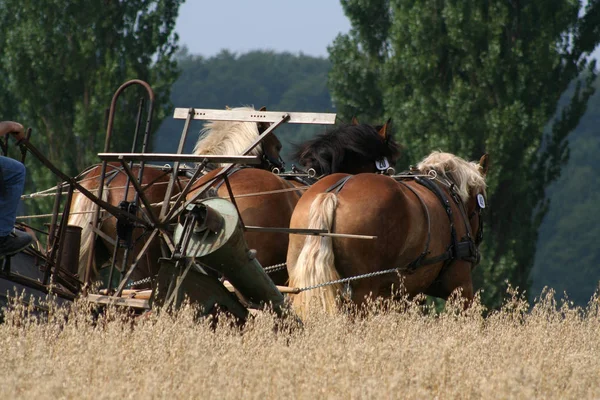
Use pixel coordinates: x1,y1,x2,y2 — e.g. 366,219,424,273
262,152,285,172
434,174,486,268
257,123,285,172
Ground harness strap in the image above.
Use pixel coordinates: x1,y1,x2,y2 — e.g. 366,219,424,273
395,180,432,271
450,188,480,265
395,176,479,272
318,173,480,273
415,176,459,265
211,166,249,192
282,174,318,187
103,166,125,186
325,175,353,194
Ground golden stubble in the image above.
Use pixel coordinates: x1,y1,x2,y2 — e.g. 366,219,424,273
1,287,599,400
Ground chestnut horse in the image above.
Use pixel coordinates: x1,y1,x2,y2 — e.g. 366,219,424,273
67,164,178,286
287,151,489,318
187,119,399,285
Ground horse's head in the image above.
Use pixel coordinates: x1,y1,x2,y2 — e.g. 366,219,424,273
256,106,285,171
417,151,489,260
467,154,489,247
292,118,400,175
194,106,284,170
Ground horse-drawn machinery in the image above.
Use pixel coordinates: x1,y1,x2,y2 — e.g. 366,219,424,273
1,79,488,323
0,79,340,322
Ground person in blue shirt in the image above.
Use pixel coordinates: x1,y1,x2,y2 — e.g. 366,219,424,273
0,121,33,259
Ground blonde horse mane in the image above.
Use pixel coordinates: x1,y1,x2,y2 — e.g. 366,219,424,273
416,151,487,203
193,106,264,167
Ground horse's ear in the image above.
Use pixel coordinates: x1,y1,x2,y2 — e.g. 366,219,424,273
479,154,490,176
225,105,231,110
378,118,392,141
257,106,270,131
351,116,359,125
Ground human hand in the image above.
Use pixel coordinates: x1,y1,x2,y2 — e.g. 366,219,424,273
0,121,25,141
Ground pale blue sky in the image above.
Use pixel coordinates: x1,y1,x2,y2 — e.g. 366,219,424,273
175,0,351,57
176,1,599,60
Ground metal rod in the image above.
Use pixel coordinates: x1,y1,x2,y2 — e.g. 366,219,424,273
164,259,194,310
160,108,195,220
119,97,145,204
52,183,75,283
244,226,377,239
87,80,156,286
113,228,159,296
43,183,63,285
223,175,244,229
118,159,158,226
84,158,108,286
165,114,291,223
16,138,152,226
163,160,212,223
106,233,120,292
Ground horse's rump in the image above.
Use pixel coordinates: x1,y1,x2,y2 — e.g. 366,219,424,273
187,167,301,285
68,163,176,283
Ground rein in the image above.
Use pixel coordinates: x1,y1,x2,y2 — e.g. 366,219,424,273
409,175,481,270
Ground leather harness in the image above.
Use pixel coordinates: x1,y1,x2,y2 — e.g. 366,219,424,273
324,172,484,272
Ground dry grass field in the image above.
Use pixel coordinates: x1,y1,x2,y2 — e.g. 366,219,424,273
1,288,599,400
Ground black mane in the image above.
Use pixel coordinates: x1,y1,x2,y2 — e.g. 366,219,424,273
292,123,400,175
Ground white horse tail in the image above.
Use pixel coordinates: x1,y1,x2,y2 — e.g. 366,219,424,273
290,192,342,319
67,184,108,280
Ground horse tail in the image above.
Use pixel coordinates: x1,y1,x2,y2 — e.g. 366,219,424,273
68,183,108,280
290,192,342,319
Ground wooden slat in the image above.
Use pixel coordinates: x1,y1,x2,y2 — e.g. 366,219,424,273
173,108,336,125
98,289,152,300
87,294,150,309
223,281,300,295
97,153,261,164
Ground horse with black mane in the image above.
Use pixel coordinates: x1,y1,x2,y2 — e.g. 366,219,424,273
287,151,489,318
293,118,398,176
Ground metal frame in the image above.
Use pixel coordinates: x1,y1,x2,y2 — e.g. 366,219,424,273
6,78,385,320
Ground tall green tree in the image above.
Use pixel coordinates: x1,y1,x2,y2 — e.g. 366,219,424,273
154,49,334,161
329,0,600,307
0,0,183,192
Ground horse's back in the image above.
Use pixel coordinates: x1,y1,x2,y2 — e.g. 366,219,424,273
288,173,449,300
211,168,300,284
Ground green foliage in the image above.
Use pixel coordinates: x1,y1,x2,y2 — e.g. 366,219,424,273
329,0,600,307
153,50,334,162
532,77,600,305
0,0,182,195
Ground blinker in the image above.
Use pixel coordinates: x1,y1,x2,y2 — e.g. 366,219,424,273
477,194,486,209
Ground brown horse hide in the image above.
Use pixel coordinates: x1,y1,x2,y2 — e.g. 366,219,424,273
287,152,489,318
